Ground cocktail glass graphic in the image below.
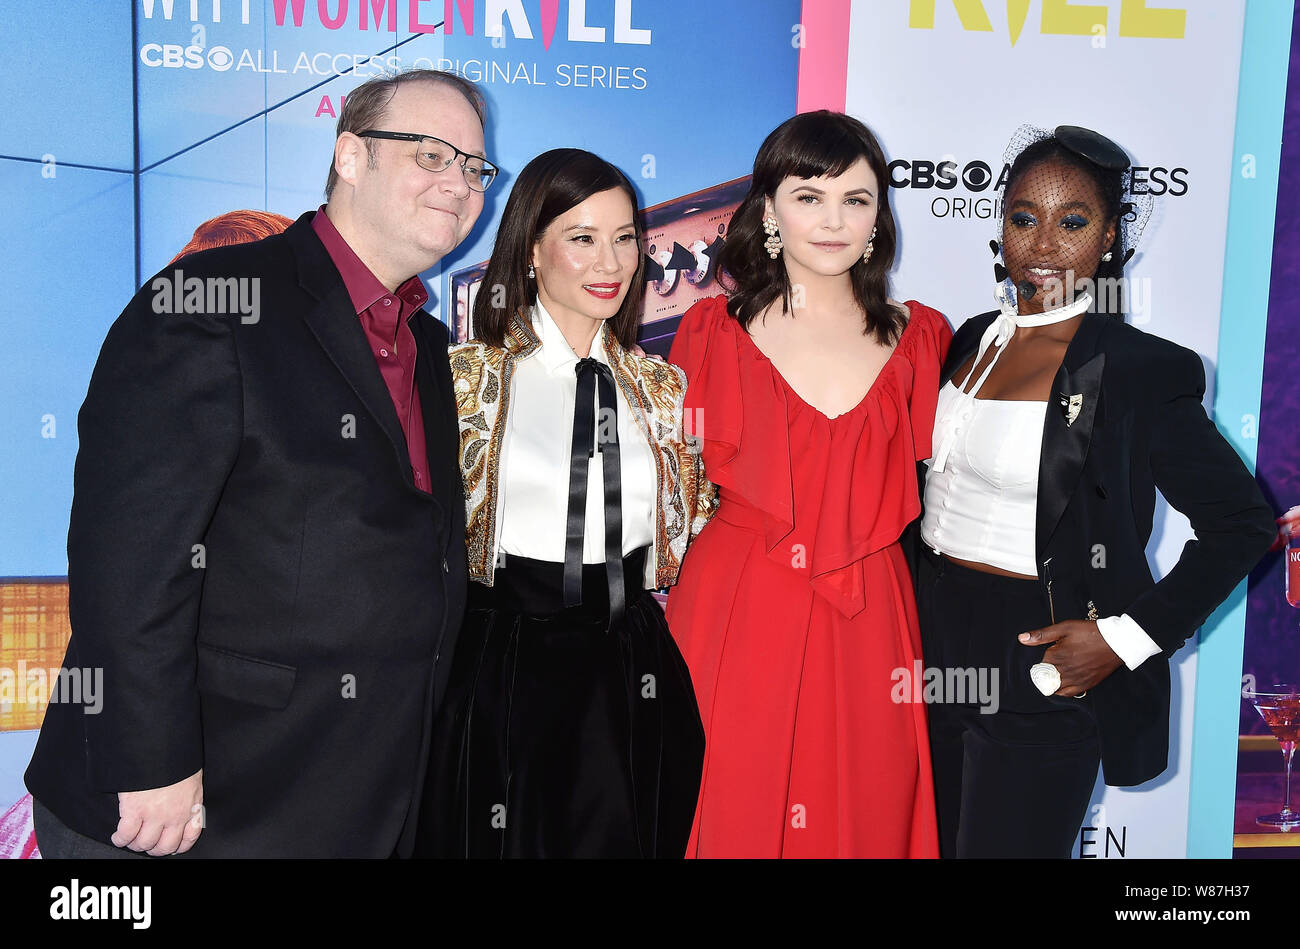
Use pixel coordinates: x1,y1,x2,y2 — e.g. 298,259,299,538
1243,684,1300,829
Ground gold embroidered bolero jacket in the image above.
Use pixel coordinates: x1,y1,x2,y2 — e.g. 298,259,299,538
449,312,717,589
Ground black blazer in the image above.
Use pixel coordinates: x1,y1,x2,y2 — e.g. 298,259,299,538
909,308,1275,787
25,212,467,856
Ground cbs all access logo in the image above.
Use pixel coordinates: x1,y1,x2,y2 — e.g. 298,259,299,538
888,155,1188,220
139,42,237,71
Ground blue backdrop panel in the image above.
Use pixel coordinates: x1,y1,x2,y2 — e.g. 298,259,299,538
0,165,137,576
0,0,135,168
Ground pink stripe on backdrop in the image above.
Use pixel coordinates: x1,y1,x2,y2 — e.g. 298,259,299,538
796,0,852,113
540,0,559,50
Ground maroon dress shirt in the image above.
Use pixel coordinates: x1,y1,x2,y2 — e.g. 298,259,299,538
312,206,431,494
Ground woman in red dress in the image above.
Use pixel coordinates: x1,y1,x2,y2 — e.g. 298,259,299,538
666,111,948,857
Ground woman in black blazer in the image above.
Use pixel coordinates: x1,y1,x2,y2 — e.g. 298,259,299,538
912,126,1276,858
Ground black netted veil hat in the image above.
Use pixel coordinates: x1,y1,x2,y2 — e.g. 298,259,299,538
992,124,1154,307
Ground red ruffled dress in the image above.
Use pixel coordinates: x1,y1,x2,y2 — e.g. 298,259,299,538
666,294,950,858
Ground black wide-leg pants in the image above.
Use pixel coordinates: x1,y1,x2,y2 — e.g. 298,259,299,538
916,547,1101,859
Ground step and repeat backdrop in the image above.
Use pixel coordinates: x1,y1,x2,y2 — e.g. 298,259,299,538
843,0,1242,860
0,0,1293,859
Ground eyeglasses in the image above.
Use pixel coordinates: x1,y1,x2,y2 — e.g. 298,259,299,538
358,130,498,193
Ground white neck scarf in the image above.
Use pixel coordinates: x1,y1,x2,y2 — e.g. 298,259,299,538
931,287,1091,472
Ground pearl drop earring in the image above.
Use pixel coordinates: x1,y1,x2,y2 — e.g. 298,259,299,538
763,216,782,259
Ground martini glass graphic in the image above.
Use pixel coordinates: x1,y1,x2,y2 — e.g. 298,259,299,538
1243,684,1300,829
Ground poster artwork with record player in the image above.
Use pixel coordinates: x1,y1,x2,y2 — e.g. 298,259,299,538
449,177,751,357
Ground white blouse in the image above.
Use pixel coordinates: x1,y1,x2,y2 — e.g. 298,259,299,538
496,301,657,564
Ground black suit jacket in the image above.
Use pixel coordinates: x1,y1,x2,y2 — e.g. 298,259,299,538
25,212,467,856
908,308,1274,786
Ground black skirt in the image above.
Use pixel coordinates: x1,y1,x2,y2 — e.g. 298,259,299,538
418,549,705,858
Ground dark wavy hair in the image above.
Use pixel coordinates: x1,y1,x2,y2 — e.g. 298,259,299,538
472,148,644,349
719,110,905,344
1003,136,1127,285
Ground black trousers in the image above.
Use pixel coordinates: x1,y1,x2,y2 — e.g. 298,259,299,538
916,547,1100,859
32,798,148,859
35,797,401,859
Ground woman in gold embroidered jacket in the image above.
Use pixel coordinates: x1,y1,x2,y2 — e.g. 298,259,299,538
418,148,715,858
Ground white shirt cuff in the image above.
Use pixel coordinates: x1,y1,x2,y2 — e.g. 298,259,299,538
1095,614,1162,671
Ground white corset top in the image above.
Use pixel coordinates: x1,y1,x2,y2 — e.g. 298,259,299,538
920,379,1047,577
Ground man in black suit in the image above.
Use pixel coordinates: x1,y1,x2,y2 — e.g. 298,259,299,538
26,69,491,857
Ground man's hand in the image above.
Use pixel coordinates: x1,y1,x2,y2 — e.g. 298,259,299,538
114,769,204,856
1018,621,1122,696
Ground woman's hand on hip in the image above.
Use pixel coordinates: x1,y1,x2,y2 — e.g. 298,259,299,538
1019,621,1123,696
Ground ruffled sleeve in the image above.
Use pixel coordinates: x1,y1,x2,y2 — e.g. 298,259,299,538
669,295,795,538
903,303,953,463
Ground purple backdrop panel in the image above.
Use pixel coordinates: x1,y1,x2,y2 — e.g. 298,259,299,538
1241,17,1300,731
